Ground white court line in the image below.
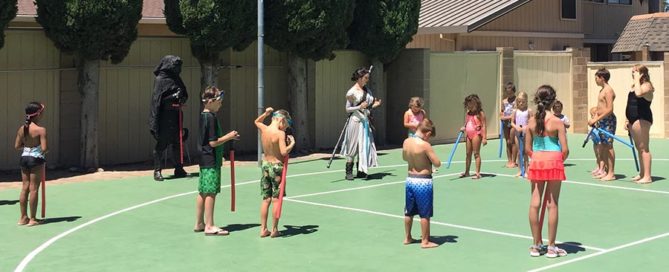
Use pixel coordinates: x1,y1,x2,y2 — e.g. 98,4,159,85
288,172,460,199
489,172,669,195
12,165,398,272
285,196,605,252
528,231,669,272
14,158,664,271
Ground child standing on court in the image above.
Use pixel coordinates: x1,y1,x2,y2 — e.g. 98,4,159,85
589,106,604,176
402,118,441,249
461,94,487,179
195,87,240,236
255,107,295,238
525,85,568,258
589,68,617,181
511,92,532,177
15,102,47,226
500,82,517,168
552,101,570,129
404,97,427,137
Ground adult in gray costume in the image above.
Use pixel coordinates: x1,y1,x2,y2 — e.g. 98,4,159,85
149,55,188,181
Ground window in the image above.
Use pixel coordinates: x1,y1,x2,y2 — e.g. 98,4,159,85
561,0,577,19
608,0,632,4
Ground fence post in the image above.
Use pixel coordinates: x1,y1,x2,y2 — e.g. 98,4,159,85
569,47,591,134
664,52,669,138
496,47,514,139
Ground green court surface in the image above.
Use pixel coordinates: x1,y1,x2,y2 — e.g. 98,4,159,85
1,134,668,271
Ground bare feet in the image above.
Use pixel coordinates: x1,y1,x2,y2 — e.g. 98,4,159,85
505,163,517,168
270,230,281,238
404,237,418,245
260,229,271,238
472,173,481,180
593,171,607,179
17,217,29,225
26,219,41,227
600,175,616,182
460,172,470,178
634,178,652,184
421,241,439,249
631,175,641,181
193,223,205,232
514,172,522,177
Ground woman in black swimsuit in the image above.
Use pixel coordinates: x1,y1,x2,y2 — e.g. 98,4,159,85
626,64,654,184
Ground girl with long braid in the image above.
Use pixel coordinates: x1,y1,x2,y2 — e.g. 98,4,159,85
524,86,569,258
14,102,48,226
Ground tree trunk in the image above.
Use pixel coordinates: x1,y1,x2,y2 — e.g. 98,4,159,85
199,57,219,92
78,58,100,170
287,54,311,153
369,58,386,146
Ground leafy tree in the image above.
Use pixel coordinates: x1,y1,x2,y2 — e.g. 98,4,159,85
35,0,142,169
0,0,18,48
348,0,420,144
265,0,355,152
164,0,256,90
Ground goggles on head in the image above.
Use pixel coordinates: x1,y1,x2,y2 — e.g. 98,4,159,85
272,112,293,127
26,104,45,118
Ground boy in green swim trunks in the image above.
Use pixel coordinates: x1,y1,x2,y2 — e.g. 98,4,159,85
195,86,240,236
255,107,295,238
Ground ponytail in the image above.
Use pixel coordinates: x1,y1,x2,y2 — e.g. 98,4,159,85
533,85,556,136
23,102,45,139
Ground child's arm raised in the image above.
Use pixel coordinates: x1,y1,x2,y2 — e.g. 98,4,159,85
255,107,273,129
210,131,239,147
479,111,487,146
425,144,442,168
278,131,295,157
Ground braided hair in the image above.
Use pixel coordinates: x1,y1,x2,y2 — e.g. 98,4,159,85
533,85,556,136
24,102,44,139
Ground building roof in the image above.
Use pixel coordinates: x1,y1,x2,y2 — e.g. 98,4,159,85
16,0,164,19
418,0,532,34
612,12,669,53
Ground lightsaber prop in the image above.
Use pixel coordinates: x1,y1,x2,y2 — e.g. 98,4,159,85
230,142,236,212
275,155,290,219
538,185,549,243
327,116,351,168
582,127,595,148
593,128,634,149
628,131,640,172
179,107,184,164
447,131,464,169
498,120,503,158
41,164,46,218
518,131,525,177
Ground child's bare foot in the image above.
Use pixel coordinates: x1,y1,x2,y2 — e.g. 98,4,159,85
260,229,271,238
404,237,418,245
593,171,607,179
26,219,41,227
634,178,652,184
591,168,601,174
193,223,205,232
600,175,616,181
631,175,642,181
505,162,516,168
459,172,470,178
472,173,481,179
270,230,281,238
17,217,29,225
421,241,439,249
514,172,521,177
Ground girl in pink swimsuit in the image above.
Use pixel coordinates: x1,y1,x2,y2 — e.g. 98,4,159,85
460,94,487,179
404,97,426,137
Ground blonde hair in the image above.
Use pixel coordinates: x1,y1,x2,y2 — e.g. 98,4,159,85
516,91,528,102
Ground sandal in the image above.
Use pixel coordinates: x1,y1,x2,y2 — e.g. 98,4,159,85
204,227,229,236
529,245,546,257
546,245,567,258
